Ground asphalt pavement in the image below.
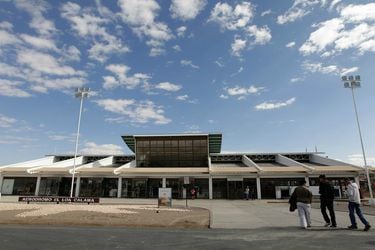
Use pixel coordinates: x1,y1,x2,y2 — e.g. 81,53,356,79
0,224,374,250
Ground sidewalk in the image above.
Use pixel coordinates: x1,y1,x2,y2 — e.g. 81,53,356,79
172,199,375,229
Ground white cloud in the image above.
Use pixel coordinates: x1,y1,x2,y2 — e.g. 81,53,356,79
176,94,197,103
0,21,13,30
20,34,57,51
180,60,199,69
277,0,329,25
63,45,81,61
246,25,272,45
340,4,375,23
214,60,224,67
231,38,247,56
219,94,229,99
149,47,165,57
224,85,264,100
0,29,21,46
103,64,150,89
209,2,254,30
118,0,173,56
286,41,296,48
255,97,296,110
347,154,375,167
15,0,56,36
172,45,181,52
170,0,207,21
290,77,303,83
341,67,359,76
261,10,272,17
302,61,359,76
96,98,171,125
209,2,271,57
0,61,86,94
80,142,124,155
329,0,342,11
155,82,182,92
17,49,85,76
302,62,339,74
300,3,375,56
176,26,187,37
0,114,17,128
0,63,23,78
61,1,129,62
176,95,188,101
0,79,31,97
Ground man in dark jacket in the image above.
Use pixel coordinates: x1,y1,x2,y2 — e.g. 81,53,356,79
319,174,336,227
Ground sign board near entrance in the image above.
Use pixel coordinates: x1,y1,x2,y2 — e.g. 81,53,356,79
18,196,100,204
158,188,172,207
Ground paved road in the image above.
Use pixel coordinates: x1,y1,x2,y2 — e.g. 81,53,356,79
0,225,374,250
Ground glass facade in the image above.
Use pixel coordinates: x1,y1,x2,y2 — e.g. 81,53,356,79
166,178,184,199
260,178,304,199
135,136,208,168
39,177,60,196
1,177,37,195
213,179,227,199
122,178,147,198
147,178,162,198
193,178,209,199
79,178,118,197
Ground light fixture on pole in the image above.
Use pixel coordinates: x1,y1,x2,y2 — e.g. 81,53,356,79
70,87,90,198
342,75,374,205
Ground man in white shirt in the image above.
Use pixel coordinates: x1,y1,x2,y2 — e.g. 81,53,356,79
345,178,371,231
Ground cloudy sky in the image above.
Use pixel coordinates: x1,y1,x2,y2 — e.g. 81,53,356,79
0,0,374,166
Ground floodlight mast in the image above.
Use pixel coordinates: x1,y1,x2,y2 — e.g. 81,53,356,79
342,75,374,205
70,87,90,198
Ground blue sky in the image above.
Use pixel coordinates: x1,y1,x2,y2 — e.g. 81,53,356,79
0,0,374,166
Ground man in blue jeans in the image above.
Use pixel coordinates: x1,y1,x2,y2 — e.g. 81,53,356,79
344,178,371,231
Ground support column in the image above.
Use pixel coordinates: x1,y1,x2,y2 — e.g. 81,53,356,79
305,176,310,186
256,176,261,199
209,176,213,200
0,174,3,198
183,177,189,199
35,176,41,196
75,176,81,197
117,177,122,198
162,177,166,188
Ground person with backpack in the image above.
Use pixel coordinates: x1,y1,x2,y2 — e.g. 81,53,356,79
319,174,337,227
290,180,313,229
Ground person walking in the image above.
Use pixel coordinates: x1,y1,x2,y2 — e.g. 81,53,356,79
244,186,250,200
319,174,337,227
290,180,313,229
345,178,371,231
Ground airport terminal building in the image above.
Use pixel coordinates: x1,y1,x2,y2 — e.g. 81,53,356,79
0,133,373,200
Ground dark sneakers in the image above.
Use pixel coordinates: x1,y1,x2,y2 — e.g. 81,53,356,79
330,225,337,228
364,225,371,232
348,225,358,229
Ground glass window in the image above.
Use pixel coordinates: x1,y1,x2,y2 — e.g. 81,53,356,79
2,177,37,195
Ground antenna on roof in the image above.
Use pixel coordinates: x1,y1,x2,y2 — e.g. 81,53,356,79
315,145,318,152
305,147,307,152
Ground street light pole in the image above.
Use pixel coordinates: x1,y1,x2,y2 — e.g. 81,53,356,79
70,87,90,198
342,75,374,205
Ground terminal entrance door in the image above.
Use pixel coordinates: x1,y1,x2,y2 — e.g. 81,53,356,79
227,181,243,199
58,177,74,196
